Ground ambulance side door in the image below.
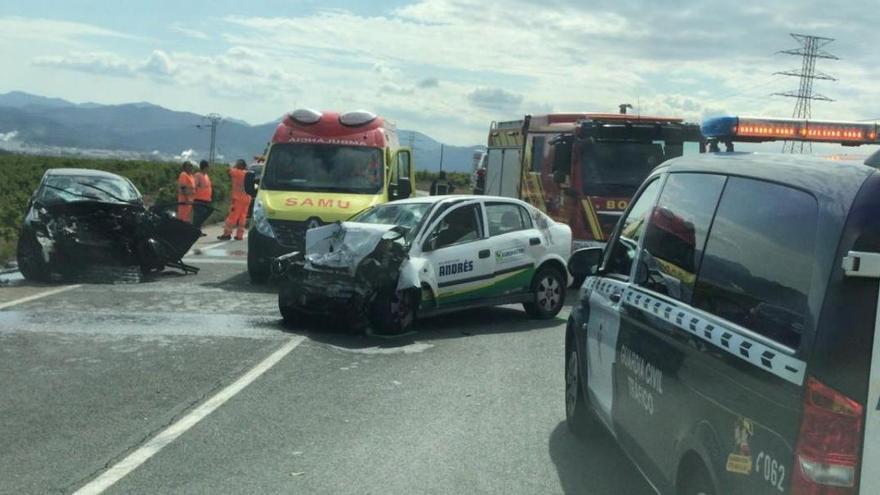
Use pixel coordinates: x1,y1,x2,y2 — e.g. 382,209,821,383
420,202,494,306
391,149,413,200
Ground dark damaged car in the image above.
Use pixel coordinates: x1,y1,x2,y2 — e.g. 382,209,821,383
16,168,201,283
274,196,572,334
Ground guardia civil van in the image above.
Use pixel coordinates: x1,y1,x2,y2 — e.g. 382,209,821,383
565,116,880,494
246,109,415,283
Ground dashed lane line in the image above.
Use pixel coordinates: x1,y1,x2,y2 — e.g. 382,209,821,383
0,284,83,310
72,336,306,495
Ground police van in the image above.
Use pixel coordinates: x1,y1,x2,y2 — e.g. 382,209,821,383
564,116,880,494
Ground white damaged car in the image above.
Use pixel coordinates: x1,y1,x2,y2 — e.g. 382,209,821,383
273,195,573,334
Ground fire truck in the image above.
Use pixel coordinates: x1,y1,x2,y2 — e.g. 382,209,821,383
485,112,704,248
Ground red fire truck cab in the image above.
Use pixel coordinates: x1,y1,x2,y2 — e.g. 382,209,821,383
485,112,704,248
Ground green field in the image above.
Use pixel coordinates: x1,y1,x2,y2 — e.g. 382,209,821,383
0,154,234,264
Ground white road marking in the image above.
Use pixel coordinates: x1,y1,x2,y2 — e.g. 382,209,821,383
73,336,306,495
199,239,236,252
181,258,248,265
0,284,83,310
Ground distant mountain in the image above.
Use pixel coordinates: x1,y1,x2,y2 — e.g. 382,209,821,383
0,91,75,109
0,91,483,172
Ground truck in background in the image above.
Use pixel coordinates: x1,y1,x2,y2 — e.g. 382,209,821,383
246,109,415,283
485,112,704,248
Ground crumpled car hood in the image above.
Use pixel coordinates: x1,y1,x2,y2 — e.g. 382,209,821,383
304,222,405,275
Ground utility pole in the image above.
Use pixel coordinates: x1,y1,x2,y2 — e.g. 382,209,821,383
439,143,445,172
196,113,223,165
773,33,839,153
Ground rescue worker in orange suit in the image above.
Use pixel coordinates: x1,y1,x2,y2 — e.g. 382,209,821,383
177,161,196,223
218,159,249,241
192,160,213,233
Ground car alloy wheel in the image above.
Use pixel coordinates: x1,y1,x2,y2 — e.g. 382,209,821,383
537,275,561,312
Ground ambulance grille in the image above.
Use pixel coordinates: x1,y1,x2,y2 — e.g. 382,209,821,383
269,220,308,248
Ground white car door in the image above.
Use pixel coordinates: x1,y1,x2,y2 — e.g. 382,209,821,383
586,179,662,430
484,201,540,297
420,202,495,306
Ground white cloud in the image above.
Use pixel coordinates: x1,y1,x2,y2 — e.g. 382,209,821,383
0,130,18,142
5,2,880,145
0,16,141,45
33,50,177,79
468,87,523,113
418,77,440,89
169,24,210,40
141,50,175,77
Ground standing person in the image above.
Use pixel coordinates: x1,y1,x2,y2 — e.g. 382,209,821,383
177,161,196,223
429,170,455,196
218,159,249,241
473,166,486,195
192,160,213,232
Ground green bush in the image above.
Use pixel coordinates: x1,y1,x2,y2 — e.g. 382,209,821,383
0,154,236,263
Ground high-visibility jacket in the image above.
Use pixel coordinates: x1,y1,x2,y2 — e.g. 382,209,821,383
194,171,212,202
177,172,196,222
229,168,248,201
178,172,195,203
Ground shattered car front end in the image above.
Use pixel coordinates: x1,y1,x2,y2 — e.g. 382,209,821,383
273,222,416,331
18,197,201,283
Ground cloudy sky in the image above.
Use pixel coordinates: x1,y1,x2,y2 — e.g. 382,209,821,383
0,0,878,146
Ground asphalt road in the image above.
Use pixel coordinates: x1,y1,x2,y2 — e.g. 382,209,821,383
0,232,654,495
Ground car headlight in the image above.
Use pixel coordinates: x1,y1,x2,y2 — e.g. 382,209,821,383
252,199,275,238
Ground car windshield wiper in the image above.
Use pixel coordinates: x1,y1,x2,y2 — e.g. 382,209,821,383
44,184,103,201
76,181,139,204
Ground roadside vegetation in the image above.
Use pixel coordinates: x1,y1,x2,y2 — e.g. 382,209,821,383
0,154,233,263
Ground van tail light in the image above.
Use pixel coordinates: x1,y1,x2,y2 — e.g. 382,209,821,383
791,377,864,494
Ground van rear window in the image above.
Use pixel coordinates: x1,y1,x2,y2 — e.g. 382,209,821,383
692,178,818,349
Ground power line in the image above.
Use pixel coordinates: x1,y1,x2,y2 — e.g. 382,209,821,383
773,33,839,153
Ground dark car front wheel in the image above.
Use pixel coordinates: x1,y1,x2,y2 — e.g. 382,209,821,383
678,461,715,495
17,231,50,282
370,288,418,335
566,337,595,437
278,288,301,326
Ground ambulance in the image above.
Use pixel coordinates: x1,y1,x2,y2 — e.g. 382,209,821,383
565,116,880,494
246,109,414,283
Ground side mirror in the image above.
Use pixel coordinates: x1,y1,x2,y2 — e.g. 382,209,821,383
397,177,412,199
568,247,603,278
552,135,573,184
244,171,257,197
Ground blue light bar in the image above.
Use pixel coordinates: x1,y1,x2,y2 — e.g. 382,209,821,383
702,116,880,146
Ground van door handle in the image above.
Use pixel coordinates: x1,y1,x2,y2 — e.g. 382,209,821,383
479,249,491,259
609,292,622,303
529,237,541,246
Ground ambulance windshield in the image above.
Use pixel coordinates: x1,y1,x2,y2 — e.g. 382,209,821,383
262,143,384,194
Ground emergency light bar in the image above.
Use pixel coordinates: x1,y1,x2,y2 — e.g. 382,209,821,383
339,110,377,127
702,116,880,146
289,108,323,125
